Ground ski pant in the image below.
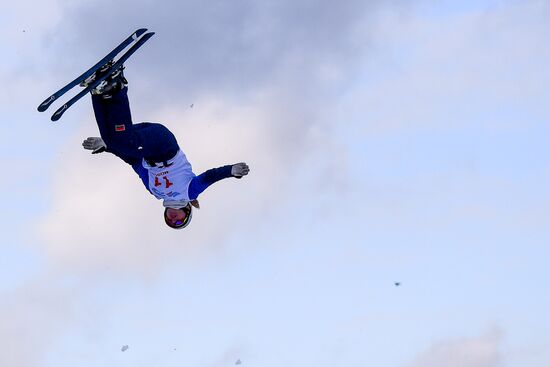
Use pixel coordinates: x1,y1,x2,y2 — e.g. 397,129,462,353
91,87,180,166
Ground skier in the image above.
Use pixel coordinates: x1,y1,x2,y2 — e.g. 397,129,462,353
80,64,250,229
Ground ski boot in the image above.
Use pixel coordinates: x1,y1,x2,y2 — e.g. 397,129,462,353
80,61,128,99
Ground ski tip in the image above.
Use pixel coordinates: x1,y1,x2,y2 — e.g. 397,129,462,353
37,102,50,112
132,29,148,41
51,104,68,121
37,95,56,112
136,32,155,43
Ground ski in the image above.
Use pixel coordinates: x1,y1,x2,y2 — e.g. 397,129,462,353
50,32,155,122
37,28,148,113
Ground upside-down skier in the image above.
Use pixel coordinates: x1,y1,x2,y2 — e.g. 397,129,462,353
80,64,250,229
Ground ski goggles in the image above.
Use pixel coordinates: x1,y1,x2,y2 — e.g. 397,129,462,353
170,215,188,227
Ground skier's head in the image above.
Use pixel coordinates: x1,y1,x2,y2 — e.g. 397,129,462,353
164,203,193,229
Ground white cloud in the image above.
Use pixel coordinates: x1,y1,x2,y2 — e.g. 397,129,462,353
34,0,382,274
36,96,291,275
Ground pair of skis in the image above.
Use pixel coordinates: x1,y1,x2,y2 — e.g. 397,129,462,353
38,28,155,121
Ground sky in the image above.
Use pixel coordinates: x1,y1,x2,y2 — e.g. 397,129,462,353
1,0,550,366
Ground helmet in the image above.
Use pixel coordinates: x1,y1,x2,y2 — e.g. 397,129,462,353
164,203,193,229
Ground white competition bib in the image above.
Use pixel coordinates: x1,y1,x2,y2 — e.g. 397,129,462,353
144,150,196,202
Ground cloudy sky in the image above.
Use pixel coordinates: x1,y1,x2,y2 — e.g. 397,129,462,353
1,0,550,366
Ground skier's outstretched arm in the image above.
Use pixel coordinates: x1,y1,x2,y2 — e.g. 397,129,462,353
82,136,140,165
188,163,250,200
82,136,150,191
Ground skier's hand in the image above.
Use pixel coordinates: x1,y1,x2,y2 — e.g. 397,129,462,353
231,162,250,178
82,137,107,154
